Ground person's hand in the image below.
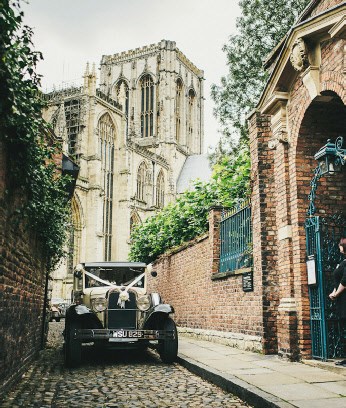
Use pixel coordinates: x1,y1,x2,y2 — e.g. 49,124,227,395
329,289,337,300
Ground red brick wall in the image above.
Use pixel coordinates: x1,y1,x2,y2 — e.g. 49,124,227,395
0,141,46,393
310,0,344,17
150,1,345,361
148,208,264,345
249,1,346,361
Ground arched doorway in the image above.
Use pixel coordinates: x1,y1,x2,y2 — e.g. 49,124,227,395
296,91,346,359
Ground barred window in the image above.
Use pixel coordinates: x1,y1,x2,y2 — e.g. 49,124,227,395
176,79,183,143
156,171,165,208
98,113,115,261
137,162,147,201
140,75,154,137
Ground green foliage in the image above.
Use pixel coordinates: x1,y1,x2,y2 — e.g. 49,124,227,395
0,1,71,270
129,141,250,264
211,0,310,145
211,140,250,206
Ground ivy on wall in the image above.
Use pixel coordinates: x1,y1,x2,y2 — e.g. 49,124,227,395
0,1,71,271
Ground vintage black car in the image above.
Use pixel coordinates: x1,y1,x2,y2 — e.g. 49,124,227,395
64,262,178,367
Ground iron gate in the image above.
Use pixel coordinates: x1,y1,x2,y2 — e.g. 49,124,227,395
305,215,346,360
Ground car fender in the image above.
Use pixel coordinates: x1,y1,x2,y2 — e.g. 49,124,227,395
75,304,91,315
143,304,175,329
66,304,91,317
65,304,102,329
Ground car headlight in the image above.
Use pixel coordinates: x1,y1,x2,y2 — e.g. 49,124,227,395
91,298,107,312
137,295,151,311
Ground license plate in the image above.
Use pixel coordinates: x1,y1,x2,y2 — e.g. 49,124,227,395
112,330,143,338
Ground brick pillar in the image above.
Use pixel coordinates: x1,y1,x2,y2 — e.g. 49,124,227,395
249,111,278,354
274,142,299,360
208,206,223,274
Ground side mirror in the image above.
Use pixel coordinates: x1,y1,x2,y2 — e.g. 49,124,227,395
151,271,157,277
74,270,82,279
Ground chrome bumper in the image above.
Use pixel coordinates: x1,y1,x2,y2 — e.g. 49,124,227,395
73,329,175,341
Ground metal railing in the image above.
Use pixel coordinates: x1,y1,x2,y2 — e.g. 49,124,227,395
219,201,252,273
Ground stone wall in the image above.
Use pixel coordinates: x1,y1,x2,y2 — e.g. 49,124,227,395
0,140,46,394
148,207,264,352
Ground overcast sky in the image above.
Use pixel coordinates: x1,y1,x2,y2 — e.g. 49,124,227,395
22,0,241,151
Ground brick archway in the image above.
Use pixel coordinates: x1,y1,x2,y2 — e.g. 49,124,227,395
249,91,346,359
295,91,346,221
292,91,346,357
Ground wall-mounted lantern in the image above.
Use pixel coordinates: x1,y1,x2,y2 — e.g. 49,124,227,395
62,154,80,199
314,136,346,176
307,136,345,216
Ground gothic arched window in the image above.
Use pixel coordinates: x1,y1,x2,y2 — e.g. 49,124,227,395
98,113,115,261
176,79,183,143
137,162,147,201
140,75,154,138
115,80,129,133
67,198,82,275
187,89,195,144
156,171,165,208
130,212,141,234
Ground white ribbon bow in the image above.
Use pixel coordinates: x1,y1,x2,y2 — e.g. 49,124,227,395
83,269,145,309
117,272,145,308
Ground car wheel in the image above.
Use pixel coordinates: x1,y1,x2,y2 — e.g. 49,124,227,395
64,320,82,368
159,317,178,364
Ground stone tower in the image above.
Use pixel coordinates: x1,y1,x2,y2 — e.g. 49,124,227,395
43,40,205,300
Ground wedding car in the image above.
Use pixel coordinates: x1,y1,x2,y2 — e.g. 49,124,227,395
64,262,178,367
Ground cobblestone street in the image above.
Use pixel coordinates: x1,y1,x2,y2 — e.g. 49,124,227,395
1,322,252,408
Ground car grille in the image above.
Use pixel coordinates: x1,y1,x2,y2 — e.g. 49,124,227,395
107,291,137,329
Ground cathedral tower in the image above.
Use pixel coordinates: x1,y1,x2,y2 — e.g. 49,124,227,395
43,40,205,300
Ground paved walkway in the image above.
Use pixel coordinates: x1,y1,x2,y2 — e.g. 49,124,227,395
177,336,346,408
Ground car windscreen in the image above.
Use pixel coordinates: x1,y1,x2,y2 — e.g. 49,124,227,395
84,266,145,288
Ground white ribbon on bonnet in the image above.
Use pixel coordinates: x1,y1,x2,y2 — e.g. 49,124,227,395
83,269,145,308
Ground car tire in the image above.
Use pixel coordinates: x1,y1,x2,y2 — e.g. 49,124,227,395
159,317,178,364
64,320,82,368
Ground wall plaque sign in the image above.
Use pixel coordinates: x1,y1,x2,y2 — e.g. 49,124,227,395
242,271,253,292
306,255,317,285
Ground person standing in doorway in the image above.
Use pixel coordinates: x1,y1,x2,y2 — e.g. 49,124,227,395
329,237,346,366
